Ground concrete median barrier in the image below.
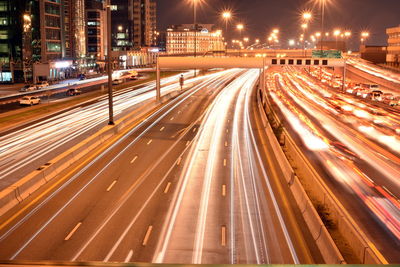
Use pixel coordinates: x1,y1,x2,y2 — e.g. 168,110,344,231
257,89,345,264
258,87,387,264
0,88,183,217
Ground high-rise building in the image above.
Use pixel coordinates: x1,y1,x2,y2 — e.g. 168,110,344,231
63,0,86,60
166,24,225,55
0,0,86,82
85,0,107,61
387,25,400,67
111,0,156,51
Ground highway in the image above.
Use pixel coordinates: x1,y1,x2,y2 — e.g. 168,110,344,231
0,69,322,264
267,66,400,261
0,72,193,190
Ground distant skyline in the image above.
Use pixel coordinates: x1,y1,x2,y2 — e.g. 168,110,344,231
157,0,400,49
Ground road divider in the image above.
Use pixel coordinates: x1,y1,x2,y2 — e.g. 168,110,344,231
257,87,345,264
0,87,186,217
258,86,387,264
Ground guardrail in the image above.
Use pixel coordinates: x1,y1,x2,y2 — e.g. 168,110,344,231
259,85,387,264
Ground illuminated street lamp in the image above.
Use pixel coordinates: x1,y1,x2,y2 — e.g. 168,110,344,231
236,23,244,56
333,29,341,50
361,31,370,44
221,11,232,47
302,11,312,21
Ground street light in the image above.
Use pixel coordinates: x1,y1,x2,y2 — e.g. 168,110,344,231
237,24,244,56
361,31,370,45
334,29,341,50
221,11,231,50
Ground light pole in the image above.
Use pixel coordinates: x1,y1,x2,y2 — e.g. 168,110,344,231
193,0,198,76
301,11,312,56
106,0,114,125
361,31,370,45
236,23,244,56
334,29,341,50
319,0,327,55
222,11,231,51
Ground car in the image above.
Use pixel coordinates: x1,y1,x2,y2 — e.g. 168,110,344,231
19,84,36,92
19,96,40,106
78,74,86,80
129,75,138,80
66,88,81,96
112,78,123,85
35,81,49,90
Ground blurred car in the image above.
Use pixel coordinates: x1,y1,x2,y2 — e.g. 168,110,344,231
129,75,138,80
19,84,36,92
112,78,123,85
66,88,81,96
78,74,86,80
389,96,400,107
35,81,49,90
19,96,40,106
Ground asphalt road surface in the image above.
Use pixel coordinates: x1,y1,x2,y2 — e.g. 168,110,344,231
0,69,323,264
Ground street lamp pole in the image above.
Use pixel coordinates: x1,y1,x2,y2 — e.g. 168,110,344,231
193,0,197,77
107,0,114,125
320,0,326,54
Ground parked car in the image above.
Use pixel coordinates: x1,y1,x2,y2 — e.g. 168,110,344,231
66,88,82,96
19,84,36,92
19,96,41,106
35,81,49,90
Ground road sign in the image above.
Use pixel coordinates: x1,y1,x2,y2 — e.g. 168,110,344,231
312,50,342,58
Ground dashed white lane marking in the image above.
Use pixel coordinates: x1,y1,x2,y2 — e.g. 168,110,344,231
164,182,172,194
131,156,138,164
160,127,165,132
106,180,117,192
147,140,153,145
65,222,82,241
124,250,134,263
176,157,182,166
222,185,226,197
223,159,227,167
142,226,153,246
221,226,227,247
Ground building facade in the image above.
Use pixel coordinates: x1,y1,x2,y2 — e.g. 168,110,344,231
166,24,224,55
85,0,106,61
111,0,156,51
387,25,400,66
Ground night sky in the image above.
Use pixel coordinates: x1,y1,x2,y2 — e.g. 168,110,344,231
157,0,400,49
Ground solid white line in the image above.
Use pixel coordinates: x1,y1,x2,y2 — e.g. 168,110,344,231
124,250,134,263
142,226,153,246
130,156,138,164
193,127,197,133
64,222,82,241
106,180,117,192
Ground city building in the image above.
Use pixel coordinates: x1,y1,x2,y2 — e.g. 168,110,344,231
360,45,387,64
111,0,156,51
63,0,86,61
387,25,400,67
166,24,225,55
85,0,107,70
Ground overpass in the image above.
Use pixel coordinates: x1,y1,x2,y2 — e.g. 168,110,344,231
155,56,347,101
